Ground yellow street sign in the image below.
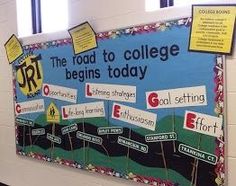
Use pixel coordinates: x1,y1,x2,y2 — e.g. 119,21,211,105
46,102,60,123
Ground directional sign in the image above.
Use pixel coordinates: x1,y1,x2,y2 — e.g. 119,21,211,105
97,127,123,135
61,123,78,135
145,132,177,142
46,133,61,144
178,144,217,165
118,136,148,153
16,117,34,127
76,131,102,145
46,102,60,123
32,128,45,136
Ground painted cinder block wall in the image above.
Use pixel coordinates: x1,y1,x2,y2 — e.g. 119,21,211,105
0,0,235,185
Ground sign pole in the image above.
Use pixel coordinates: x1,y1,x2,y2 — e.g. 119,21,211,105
190,134,202,186
194,159,199,186
32,128,45,145
101,144,111,161
23,125,26,151
68,133,75,160
191,158,197,185
50,124,53,158
194,135,202,186
50,122,55,159
82,115,86,165
126,127,132,174
160,141,169,179
87,141,90,165
61,124,78,161
28,127,33,150
107,100,110,139
16,117,34,152
46,102,61,159
172,109,176,153
33,135,40,145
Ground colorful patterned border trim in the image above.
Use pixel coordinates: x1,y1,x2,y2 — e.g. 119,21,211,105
23,39,72,51
214,55,225,186
16,149,176,186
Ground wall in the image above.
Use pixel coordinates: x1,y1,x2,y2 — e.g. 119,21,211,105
0,0,235,185
226,48,236,185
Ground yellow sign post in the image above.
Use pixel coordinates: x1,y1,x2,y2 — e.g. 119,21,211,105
68,22,97,54
189,5,236,54
4,34,24,64
46,102,60,123
46,102,60,159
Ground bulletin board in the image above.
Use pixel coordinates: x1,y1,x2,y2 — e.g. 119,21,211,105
13,17,225,186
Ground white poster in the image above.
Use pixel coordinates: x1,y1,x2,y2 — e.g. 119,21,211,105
112,102,157,131
183,110,223,137
85,83,136,103
62,101,105,120
42,83,77,103
146,86,207,109
15,99,45,115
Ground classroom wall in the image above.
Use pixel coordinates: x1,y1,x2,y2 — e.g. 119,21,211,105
0,0,235,185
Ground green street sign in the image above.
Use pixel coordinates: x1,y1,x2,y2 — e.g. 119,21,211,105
145,132,177,142
32,128,45,136
76,131,102,145
178,144,218,165
16,117,34,127
47,133,61,144
118,136,148,153
61,123,78,135
97,127,123,135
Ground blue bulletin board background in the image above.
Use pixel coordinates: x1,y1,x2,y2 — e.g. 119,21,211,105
13,18,225,186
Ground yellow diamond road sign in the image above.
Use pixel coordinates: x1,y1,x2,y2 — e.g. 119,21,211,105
46,102,60,123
